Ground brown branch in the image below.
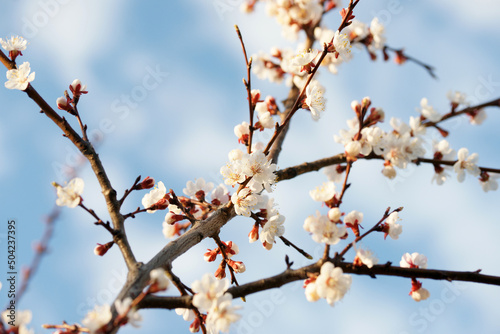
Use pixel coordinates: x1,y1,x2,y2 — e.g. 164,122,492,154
139,260,500,311
383,45,437,79
278,235,313,259
275,153,346,182
118,175,142,207
266,0,360,164
112,205,237,322
235,25,256,154
79,202,115,235
276,151,500,184
0,48,137,272
213,235,240,286
337,207,402,258
422,97,500,128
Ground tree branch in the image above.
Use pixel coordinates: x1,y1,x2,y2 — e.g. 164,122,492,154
139,260,500,311
0,49,138,272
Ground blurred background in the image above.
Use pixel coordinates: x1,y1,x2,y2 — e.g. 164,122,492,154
1,0,499,333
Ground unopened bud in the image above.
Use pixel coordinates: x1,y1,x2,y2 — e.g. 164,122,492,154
94,241,114,256
56,96,74,113
351,100,361,116
251,89,261,105
227,259,246,273
224,241,239,258
328,208,341,222
215,262,227,280
361,96,371,110
137,176,155,190
204,248,219,262
248,225,259,243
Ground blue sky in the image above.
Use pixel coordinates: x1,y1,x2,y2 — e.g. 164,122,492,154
1,1,500,333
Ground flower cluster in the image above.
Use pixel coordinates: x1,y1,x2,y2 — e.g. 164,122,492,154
332,95,497,190
221,149,277,193
303,210,346,245
314,17,385,74
220,147,281,243
188,274,241,333
204,241,246,278
400,253,430,302
257,0,324,40
81,269,169,333
141,178,231,240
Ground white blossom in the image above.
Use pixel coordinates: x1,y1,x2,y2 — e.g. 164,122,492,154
162,221,178,239
355,247,379,268
447,90,468,106
183,178,214,199
211,184,230,205
0,36,27,52
344,20,368,40
81,304,112,334
315,262,352,306
142,181,167,213
417,98,441,122
411,287,430,302
220,160,246,187
256,102,275,129
231,188,259,217
251,51,284,83
309,181,336,202
469,109,487,125
345,140,361,157
305,281,320,302
344,210,363,229
114,297,142,328
323,165,345,183
175,308,196,322
150,268,170,291
304,211,345,245
254,195,278,219
369,17,386,50
260,213,285,249
400,252,428,269
192,273,230,312
382,164,397,179
431,140,455,185
385,212,403,240
242,150,277,192
305,81,326,120
291,49,318,68
454,148,480,182
5,62,35,90
1,309,32,328
206,293,242,333
333,30,352,61
53,177,84,208
479,173,499,192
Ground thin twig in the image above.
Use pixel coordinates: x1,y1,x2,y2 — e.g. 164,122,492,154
383,45,437,79
337,207,402,258
235,25,256,153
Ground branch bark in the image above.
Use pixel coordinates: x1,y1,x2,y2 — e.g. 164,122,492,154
139,260,500,310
